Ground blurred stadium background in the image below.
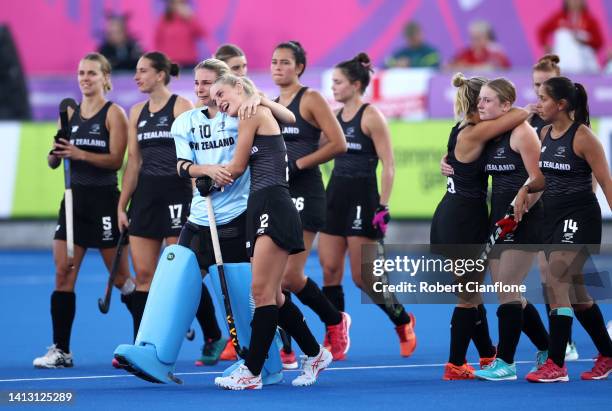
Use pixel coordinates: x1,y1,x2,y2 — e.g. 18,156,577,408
1,0,612,247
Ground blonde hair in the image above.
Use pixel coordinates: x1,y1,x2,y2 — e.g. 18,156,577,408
214,73,255,96
485,78,516,105
452,72,487,119
533,54,561,76
194,58,230,78
82,52,112,93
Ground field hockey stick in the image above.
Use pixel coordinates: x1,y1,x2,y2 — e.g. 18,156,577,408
59,98,78,268
376,238,405,320
98,228,128,313
205,195,247,358
478,178,532,263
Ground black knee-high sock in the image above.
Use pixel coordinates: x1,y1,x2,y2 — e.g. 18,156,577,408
496,303,523,364
51,291,75,353
472,304,496,358
196,285,221,342
130,291,148,340
549,308,573,367
278,299,320,357
279,291,293,353
296,278,342,326
322,285,344,312
547,302,572,344
522,303,549,351
245,305,278,376
449,307,477,366
375,303,410,326
575,304,612,357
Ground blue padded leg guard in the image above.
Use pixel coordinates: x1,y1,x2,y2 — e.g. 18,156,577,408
114,245,201,384
208,263,283,385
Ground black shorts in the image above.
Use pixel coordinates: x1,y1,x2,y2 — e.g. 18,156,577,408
128,174,192,239
178,213,249,271
246,186,305,257
54,185,122,249
542,191,601,254
289,169,326,232
430,193,488,258
488,192,544,256
321,175,381,239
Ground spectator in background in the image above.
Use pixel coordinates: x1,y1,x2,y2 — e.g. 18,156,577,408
154,0,205,68
386,22,440,68
98,14,142,72
448,20,510,71
538,0,603,73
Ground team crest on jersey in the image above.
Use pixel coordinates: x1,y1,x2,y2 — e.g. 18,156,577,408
555,146,566,157
156,116,169,127
495,147,505,158
71,125,79,133
541,146,547,153
345,126,355,138
90,123,101,134
138,120,147,128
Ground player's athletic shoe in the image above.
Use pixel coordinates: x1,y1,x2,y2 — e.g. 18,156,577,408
580,354,612,380
565,342,579,361
33,344,73,369
280,349,298,369
195,337,228,366
474,358,517,381
214,364,262,390
291,346,333,387
220,339,237,361
395,313,417,357
443,363,475,380
525,359,568,383
530,350,548,373
325,312,351,360
480,353,497,369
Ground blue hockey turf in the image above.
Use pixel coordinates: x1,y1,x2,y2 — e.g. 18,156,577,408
0,250,610,410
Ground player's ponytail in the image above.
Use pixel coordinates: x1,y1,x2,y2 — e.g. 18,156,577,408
275,40,307,77
573,82,590,127
142,51,179,85
335,52,374,95
452,72,487,120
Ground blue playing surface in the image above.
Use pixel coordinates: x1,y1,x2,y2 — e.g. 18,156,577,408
0,250,610,410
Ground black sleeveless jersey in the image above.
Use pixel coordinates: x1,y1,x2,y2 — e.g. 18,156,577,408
333,104,378,177
136,94,178,176
530,114,549,138
276,87,321,167
69,101,117,187
249,134,289,193
445,122,488,200
484,130,528,194
540,122,592,198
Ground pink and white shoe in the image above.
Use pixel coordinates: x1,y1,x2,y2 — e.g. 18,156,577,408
214,364,262,390
525,358,568,383
291,346,333,387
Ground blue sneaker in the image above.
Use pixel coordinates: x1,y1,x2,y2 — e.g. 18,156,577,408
474,358,517,381
530,350,548,373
